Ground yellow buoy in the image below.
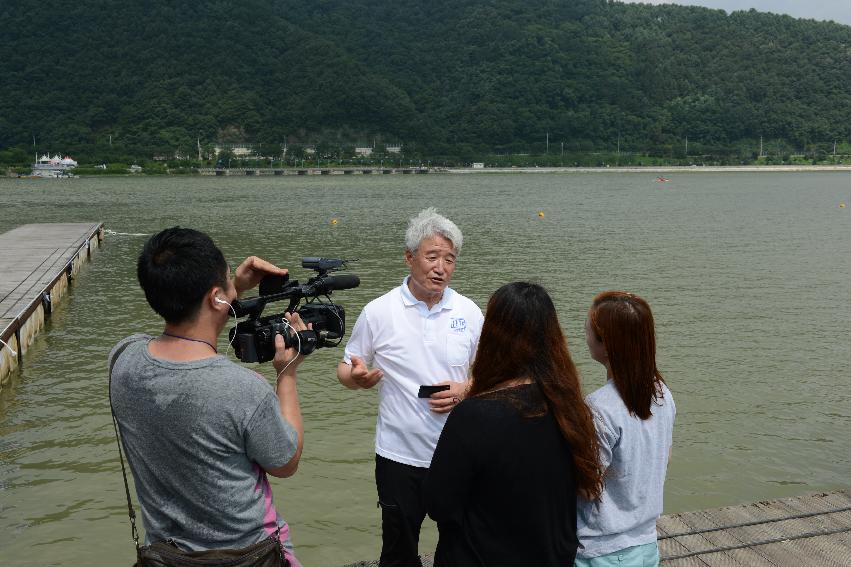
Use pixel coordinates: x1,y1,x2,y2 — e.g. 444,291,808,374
840,203,846,209
537,211,545,218
331,218,339,225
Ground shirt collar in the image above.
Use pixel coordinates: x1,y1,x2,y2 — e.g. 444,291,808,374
400,276,455,312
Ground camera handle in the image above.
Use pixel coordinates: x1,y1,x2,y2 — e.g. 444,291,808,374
285,296,300,315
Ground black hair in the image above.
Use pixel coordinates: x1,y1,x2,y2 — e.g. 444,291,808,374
137,227,228,324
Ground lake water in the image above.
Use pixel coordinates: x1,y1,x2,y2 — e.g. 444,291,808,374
0,172,849,565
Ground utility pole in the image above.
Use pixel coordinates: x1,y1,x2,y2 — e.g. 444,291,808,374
617,114,622,161
546,132,549,154
760,136,764,158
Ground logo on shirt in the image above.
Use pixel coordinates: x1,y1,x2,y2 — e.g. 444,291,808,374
450,317,467,332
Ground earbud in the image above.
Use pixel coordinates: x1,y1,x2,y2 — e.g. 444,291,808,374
215,297,229,305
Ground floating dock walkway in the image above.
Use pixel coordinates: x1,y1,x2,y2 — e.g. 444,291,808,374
658,489,850,565
0,223,103,384
342,490,851,566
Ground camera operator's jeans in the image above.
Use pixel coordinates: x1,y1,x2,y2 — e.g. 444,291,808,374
375,454,427,567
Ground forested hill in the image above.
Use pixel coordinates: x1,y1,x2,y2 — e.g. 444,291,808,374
2,0,850,160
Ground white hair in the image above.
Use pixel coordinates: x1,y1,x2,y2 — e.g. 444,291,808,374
405,207,463,253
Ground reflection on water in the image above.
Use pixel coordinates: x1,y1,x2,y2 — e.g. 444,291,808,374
1,173,849,565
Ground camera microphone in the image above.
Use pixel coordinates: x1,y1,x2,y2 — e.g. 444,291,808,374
311,274,360,294
302,257,348,271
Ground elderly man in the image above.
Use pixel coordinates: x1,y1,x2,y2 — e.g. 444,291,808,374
337,208,484,567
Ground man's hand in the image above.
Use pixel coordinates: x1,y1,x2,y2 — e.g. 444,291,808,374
273,312,310,378
428,380,469,414
234,256,288,296
349,356,383,389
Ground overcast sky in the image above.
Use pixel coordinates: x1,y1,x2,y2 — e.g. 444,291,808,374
619,1,851,27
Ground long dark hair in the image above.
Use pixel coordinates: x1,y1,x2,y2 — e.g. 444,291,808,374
469,282,603,500
588,291,665,420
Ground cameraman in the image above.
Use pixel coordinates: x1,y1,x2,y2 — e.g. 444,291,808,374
109,227,306,566
337,208,484,567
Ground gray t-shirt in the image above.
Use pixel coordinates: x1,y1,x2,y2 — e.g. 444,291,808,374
109,334,298,553
576,379,676,558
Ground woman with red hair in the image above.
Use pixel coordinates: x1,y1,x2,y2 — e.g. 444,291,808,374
426,282,603,566
575,291,676,567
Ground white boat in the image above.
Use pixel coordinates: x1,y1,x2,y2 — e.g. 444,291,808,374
29,154,78,178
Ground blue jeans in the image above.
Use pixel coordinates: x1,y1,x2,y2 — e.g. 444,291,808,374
574,542,660,567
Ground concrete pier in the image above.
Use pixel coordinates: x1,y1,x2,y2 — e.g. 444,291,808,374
197,167,434,176
0,223,103,384
341,490,850,566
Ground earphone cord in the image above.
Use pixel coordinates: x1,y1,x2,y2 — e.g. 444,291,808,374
276,318,302,380
217,296,301,379
223,301,238,357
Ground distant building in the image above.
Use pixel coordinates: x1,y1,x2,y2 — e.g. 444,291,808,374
385,145,402,154
472,162,485,169
355,147,373,157
214,144,256,157
128,164,143,174
304,146,316,155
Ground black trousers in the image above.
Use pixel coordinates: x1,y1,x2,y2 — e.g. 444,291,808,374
375,454,429,567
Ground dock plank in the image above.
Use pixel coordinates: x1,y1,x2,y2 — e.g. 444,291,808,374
341,491,851,566
0,223,101,349
660,491,851,566
664,509,772,566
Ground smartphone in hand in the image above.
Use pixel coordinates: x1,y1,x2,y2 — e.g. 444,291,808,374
418,384,450,398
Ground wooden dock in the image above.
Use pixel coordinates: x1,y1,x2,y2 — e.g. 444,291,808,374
658,490,851,566
0,223,103,384
342,490,851,567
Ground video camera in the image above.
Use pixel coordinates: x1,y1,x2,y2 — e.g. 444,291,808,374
228,258,359,363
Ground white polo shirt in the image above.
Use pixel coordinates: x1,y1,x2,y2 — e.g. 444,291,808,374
343,277,484,468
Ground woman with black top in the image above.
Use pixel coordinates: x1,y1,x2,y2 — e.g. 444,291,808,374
425,282,604,566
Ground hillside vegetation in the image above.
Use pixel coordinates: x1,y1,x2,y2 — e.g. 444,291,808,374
1,0,850,164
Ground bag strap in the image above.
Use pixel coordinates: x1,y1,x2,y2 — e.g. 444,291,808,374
108,340,141,554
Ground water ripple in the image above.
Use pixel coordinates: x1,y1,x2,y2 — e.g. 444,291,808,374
1,174,850,565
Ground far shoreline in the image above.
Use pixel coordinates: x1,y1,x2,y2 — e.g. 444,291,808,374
445,164,851,174
6,164,851,179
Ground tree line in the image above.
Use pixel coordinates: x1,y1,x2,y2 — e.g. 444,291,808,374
1,0,850,165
